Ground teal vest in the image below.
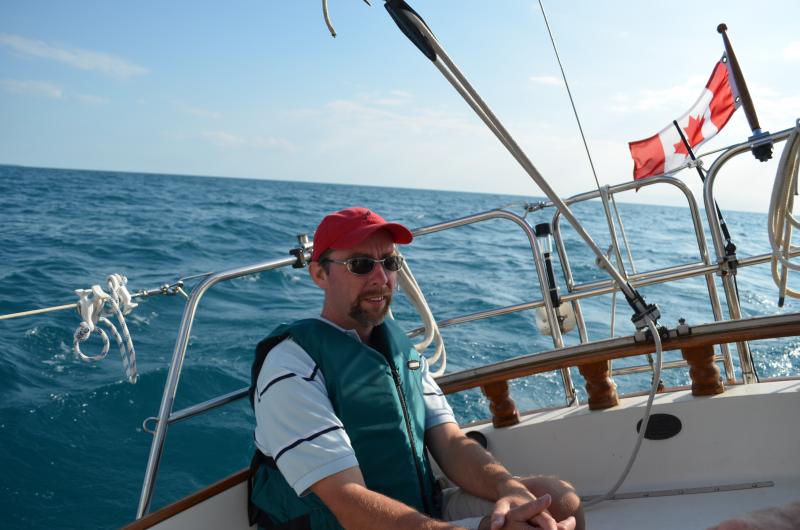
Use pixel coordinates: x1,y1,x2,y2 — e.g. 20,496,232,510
249,318,440,529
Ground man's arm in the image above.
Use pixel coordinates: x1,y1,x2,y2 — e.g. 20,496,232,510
426,422,573,530
311,466,459,530
426,422,521,500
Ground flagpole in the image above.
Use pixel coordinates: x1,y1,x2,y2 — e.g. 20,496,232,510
672,121,737,255
673,121,740,307
717,23,773,162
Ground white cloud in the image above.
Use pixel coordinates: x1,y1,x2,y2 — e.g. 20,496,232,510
289,94,523,193
200,131,245,148
75,93,108,105
530,75,563,87
252,136,295,151
321,96,481,144
611,75,706,112
348,90,413,107
0,79,62,98
753,93,800,130
372,97,407,106
0,33,148,79
784,41,800,61
199,130,295,152
184,106,221,119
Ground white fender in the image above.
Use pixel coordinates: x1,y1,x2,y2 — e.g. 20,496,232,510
535,302,577,336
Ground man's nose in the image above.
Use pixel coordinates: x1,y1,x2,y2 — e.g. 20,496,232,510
367,261,390,284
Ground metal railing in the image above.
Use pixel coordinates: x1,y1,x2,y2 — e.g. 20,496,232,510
704,126,797,382
550,175,734,383
135,127,800,518
137,255,299,517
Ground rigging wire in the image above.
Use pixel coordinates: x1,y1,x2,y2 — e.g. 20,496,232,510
537,1,665,508
537,0,602,191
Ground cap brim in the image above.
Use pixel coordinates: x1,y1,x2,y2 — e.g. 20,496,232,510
333,222,413,250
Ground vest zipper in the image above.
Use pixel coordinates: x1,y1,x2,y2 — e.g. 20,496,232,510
386,357,431,515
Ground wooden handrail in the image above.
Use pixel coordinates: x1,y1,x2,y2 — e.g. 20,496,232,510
438,313,800,395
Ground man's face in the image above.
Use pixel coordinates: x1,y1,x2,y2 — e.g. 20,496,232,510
313,230,398,335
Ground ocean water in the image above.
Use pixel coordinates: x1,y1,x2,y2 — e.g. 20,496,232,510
1,165,798,529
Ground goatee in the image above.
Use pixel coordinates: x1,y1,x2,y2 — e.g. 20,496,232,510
349,290,392,328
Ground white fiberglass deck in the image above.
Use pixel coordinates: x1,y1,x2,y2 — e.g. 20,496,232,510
586,478,800,529
129,379,800,530
468,379,800,529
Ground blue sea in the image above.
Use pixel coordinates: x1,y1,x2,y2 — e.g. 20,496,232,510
1,165,798,529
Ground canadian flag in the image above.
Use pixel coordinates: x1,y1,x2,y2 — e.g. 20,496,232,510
628,54,741,180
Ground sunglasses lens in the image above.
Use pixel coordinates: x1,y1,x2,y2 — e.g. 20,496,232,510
384,255,404,271
342,256,404,275
347,258,376,275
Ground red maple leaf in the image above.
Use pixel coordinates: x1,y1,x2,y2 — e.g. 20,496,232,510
673,114,706,155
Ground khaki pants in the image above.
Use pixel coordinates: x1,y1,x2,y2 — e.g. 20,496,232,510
442,487,495,530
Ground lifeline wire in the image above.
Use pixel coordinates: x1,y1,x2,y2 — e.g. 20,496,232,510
0,279,188,321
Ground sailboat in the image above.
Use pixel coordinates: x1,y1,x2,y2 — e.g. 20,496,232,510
4,1,798,529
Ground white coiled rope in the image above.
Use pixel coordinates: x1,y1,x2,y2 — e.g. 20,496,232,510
396,261,447,377
73,274,139,383
767,121,800,302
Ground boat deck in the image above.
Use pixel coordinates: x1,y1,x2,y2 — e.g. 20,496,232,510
126,380,800,530
586,478,800,529
465,379,800,529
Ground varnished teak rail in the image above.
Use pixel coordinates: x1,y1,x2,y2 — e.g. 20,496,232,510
437,313,800,416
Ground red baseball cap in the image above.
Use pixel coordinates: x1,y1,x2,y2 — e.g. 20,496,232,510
311,207,413,261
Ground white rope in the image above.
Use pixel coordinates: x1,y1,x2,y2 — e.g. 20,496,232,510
106,292,138,384
73,321,110,361
767,122,800,300
72,274,139,384
584,317,664,508
397,261,447,377
321,0,337,37
321,0,371,38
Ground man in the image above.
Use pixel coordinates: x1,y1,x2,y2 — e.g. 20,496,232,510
250,207,583,530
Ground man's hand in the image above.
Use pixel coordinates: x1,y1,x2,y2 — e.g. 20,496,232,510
480,493,576,530
426,423,583,529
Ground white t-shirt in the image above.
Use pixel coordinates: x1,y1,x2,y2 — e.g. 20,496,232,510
253,317,456,496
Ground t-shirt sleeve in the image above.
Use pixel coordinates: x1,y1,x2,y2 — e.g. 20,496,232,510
420,356,457,430
253,338,359,496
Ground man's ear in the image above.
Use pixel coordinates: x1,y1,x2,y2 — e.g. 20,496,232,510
309,261,328,289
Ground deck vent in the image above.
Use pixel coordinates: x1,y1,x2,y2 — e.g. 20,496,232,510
636,413,682,440
465,431,488,449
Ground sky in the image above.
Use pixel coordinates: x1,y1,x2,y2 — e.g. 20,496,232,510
1,0,799,212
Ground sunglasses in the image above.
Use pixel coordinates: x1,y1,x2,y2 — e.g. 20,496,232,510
322,255,405,275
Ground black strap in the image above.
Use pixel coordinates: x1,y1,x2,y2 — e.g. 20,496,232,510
248,451,312,530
